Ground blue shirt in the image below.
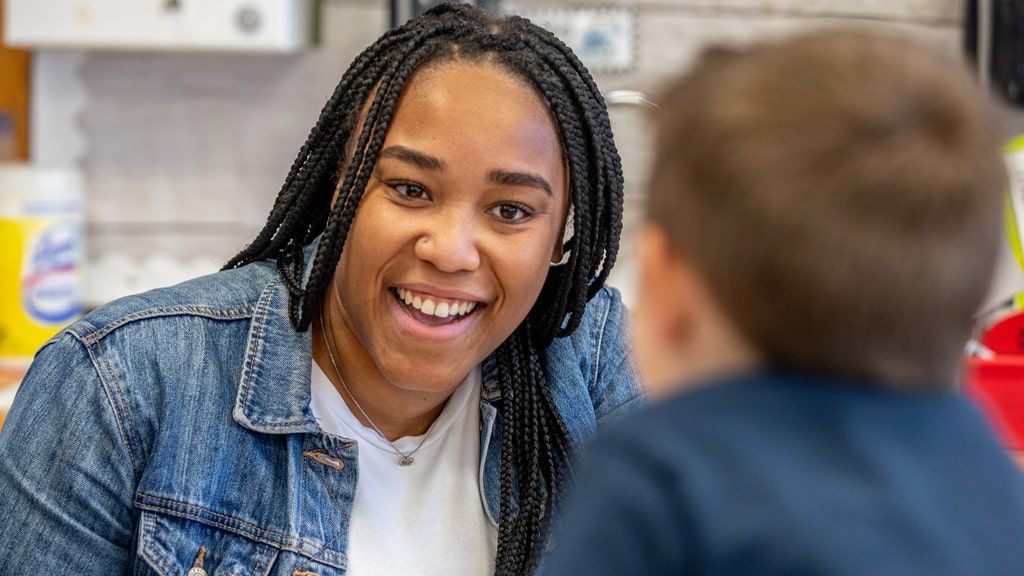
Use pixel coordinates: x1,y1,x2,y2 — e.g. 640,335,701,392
547,371,1024,576
0,247,643,575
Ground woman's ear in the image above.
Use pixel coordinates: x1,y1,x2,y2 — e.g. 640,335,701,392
550,239,564,264
550,205,572,264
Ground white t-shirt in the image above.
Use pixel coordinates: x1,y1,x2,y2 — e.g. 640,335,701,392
309,361,498,576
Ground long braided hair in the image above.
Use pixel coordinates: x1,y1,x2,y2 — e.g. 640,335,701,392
225,4,623,573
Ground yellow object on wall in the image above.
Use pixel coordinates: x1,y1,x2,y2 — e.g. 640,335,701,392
1002,136,1024,309
0,168,82,368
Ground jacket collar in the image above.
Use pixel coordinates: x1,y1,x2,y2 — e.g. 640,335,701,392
233,241,321,435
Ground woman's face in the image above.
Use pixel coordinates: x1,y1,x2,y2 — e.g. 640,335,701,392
327,61,568,395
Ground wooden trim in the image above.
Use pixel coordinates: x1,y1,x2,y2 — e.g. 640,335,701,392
0,0,31,161
0,367,26,432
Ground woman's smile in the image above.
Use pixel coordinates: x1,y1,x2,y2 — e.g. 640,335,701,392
395,287,481,324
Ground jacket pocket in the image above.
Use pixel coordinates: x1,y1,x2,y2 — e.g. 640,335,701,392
137,509,280,576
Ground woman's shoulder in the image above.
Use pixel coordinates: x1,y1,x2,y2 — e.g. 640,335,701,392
541,285,644,434
70,260,279,342
552,285,630,359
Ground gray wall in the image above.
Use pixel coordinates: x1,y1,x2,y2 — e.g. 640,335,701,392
57,0,1016,306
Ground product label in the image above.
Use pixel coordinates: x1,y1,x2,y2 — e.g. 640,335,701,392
21,220,82,324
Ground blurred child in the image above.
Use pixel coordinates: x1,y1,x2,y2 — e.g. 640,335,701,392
546,29,1024,575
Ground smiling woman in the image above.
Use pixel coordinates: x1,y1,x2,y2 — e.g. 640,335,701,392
0,4,643,576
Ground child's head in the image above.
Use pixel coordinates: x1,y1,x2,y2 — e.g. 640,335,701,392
636,29,1005,393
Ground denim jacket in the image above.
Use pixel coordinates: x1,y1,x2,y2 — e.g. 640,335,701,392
0,251,643,576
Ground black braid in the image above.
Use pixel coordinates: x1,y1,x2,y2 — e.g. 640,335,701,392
495,324,573,574
225,4,622,574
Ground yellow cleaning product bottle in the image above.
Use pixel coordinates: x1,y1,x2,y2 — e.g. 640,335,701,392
0,167,83,368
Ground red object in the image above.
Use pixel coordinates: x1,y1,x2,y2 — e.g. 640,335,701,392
963,312,1024,450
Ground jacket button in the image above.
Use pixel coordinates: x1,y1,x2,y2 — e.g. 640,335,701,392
188,545,208,576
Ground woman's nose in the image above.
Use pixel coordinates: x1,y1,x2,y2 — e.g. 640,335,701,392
413,209,482,273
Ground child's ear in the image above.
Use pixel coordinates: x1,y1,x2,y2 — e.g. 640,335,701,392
636,224,697,347
636,224,762,395
635,224,719,394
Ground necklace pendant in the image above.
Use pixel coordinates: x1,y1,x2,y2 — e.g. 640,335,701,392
399,455,415,466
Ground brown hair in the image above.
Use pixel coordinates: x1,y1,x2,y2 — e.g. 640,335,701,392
648,29,1006,387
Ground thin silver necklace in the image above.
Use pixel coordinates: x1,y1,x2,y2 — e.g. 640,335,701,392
318,305,429,466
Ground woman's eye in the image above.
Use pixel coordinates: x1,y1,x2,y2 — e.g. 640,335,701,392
392,182,429,200
490,203,533,223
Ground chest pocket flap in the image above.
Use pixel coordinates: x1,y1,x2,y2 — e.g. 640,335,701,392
138,509,280,576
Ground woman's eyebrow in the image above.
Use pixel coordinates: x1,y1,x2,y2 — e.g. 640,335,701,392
379,145,551,195
488,170,552,195
379,145,446,171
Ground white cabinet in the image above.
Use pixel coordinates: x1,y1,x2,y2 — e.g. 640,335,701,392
3,0,314,52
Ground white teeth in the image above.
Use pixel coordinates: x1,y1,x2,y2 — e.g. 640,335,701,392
421,299,436,315
396,288,478,319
